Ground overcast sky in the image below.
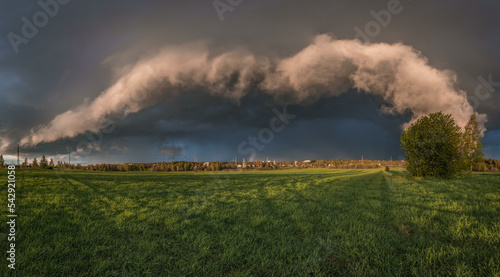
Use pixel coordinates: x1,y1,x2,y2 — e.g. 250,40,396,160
1,0,499,164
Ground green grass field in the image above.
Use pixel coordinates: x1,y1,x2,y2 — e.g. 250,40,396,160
1,169,500,276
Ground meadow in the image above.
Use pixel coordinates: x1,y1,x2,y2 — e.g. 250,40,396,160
1,168,500,276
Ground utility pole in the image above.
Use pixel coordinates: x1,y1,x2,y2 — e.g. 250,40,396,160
68,146,71,167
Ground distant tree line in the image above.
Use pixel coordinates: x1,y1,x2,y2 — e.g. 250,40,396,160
475,159,500,173
0,156,405,171
1,154,498,173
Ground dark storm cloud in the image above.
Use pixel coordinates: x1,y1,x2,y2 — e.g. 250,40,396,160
159,145,183,159
1,0,499,162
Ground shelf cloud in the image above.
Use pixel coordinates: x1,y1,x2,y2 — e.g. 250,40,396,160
20,34,485,147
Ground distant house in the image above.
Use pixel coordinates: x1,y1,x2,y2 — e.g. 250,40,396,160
303,160,311,163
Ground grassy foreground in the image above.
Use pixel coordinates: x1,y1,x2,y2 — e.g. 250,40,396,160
1,169,500,276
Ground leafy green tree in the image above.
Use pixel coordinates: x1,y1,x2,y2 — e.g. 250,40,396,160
0,154,4,168
49,158,54,168
462,113,484,173
401,112,465,178
22,157,28,169
32,158,39,169
40,155,47,169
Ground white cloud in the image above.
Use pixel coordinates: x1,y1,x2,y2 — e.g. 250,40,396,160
20,35,485,146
